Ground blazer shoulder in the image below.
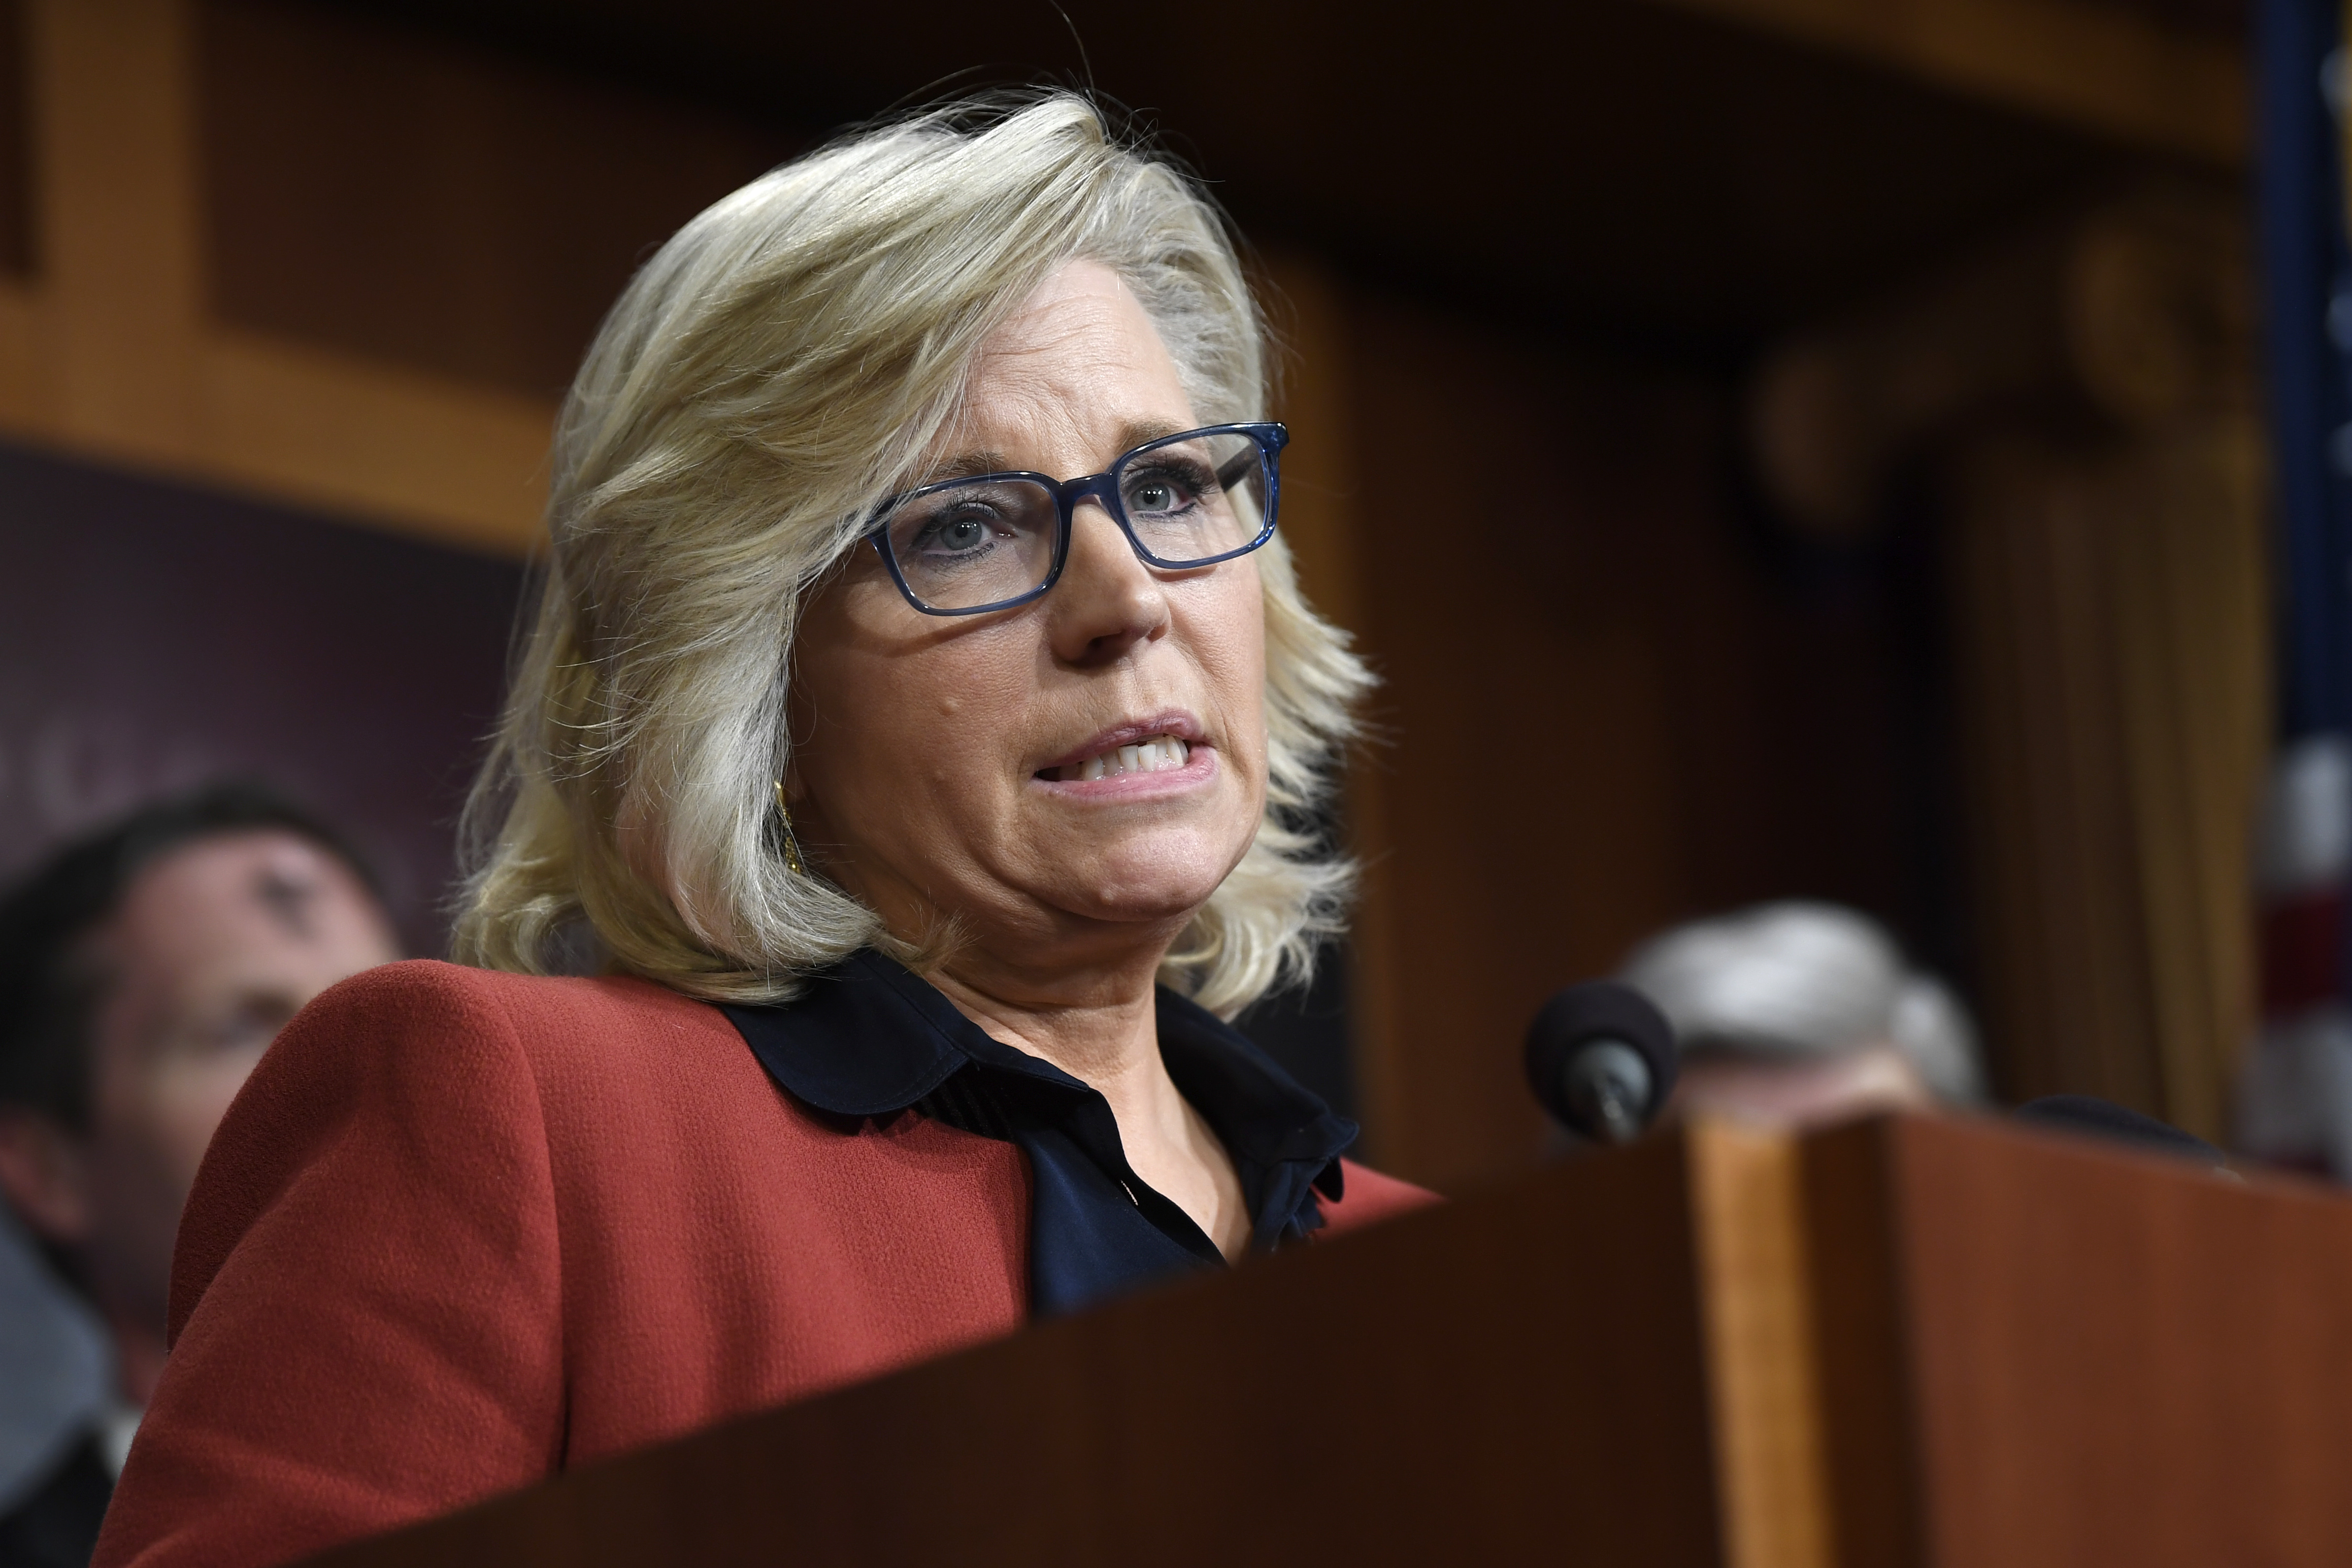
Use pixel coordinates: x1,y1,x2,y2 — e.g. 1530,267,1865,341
309,957,702,1024
169,964,723,1336
298,959,726,1067
1319,1156,1440,1237
127,963,580,1568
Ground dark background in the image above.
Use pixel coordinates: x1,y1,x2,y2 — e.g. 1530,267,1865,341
0,441,524,958
0,0,2261,1174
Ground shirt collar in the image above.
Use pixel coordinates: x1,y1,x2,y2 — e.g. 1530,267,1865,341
723,948,1356,1198
1152,986,1356,1201
724,948,980,1117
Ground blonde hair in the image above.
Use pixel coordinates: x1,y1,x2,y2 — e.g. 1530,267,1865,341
453,93,1371,1017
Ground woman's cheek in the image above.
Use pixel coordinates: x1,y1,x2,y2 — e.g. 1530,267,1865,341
1184,580,1267,715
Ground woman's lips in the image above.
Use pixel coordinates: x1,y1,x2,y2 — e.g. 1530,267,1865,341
1031,731,1217,798
1051,734,1191,783
1033,713,1207,776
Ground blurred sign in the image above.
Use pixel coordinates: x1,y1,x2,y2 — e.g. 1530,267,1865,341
0,441,525,955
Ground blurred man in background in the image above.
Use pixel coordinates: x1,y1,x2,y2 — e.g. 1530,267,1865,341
1622,901,1986,1129
0,784,400,1567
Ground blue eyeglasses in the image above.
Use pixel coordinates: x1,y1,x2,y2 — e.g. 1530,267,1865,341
865,422,1288,615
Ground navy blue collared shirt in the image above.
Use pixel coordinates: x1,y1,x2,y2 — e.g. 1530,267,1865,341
721,949,1357,1316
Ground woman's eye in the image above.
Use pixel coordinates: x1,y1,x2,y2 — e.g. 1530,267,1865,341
1126,465,1207,516
915,508,1000,555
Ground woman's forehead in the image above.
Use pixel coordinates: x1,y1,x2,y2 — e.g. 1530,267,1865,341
934,262,1196,466
992,257,1143,343
969,265,1178,393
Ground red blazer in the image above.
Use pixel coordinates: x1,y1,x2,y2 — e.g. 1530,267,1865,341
92,961,1434,1568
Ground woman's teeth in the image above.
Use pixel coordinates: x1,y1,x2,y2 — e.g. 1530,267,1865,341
1059,735,1191,782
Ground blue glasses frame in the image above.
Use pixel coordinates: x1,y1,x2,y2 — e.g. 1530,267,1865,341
865,421,1289,616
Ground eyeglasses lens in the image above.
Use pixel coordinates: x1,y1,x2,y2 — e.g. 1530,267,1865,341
881,430,1274,611
1117,430,1269,566
883,479,1060,611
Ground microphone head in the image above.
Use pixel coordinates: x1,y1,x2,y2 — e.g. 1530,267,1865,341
1525,981,1679,1144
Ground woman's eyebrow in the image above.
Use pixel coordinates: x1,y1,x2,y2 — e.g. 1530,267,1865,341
920,450,1017,483
918,422,1193,486
1114,419,1191,453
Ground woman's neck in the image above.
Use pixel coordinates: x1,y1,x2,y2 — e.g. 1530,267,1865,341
927,949,1163,1084
926,950,1252,1260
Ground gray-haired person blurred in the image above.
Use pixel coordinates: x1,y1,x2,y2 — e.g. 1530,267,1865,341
1620,901,1986,1129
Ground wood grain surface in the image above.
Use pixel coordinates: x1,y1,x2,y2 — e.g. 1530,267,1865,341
1691,1123,1833,1568
300,1114,2352,1567
307,1138,1725,1568
1808,1114,2352,1568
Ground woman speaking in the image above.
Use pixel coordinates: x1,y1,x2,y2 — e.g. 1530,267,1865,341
94,94,1430,1567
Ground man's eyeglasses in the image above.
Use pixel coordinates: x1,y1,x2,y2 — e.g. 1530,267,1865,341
865,422,1287,616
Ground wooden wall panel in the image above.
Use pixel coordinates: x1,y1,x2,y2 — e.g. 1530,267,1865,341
1652,0,2246,165
0,0,30,279
1252,252,1396,1126
0,0,565,553
199,0,794,400
200,327,556,546
1344,300,1693,1188
31,0,208,460
1339,295,1940,1190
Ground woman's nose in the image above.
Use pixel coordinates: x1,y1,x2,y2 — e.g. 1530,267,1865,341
1046,500,1169,665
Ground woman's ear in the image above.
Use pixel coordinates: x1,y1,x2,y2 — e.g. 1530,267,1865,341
0,1108,95,1245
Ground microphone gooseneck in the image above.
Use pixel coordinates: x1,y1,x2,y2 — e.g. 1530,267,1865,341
1524,982,1679,1145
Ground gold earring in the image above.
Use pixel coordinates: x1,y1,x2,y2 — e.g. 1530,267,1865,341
773,780,808,877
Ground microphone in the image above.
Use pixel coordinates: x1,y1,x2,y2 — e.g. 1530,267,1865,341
1525,982,1679,1145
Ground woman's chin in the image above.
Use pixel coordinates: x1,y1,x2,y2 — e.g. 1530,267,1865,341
1020,837,1248,927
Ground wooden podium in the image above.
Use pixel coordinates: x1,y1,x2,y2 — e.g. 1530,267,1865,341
309,1114,2352,1568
